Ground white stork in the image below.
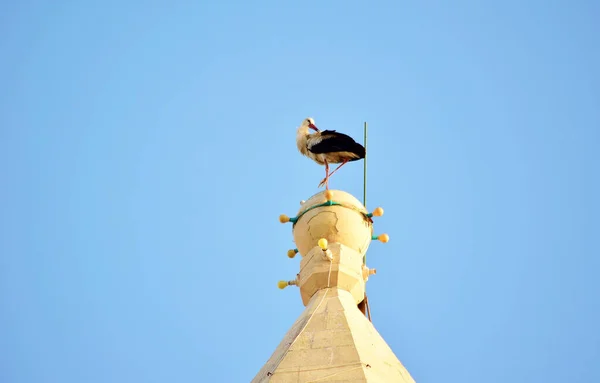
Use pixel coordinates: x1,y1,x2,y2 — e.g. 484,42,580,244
296,117,366,190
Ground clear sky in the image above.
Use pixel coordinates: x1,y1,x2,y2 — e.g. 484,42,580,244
1,1,599,382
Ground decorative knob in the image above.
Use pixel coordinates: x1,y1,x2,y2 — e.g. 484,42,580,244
279,214,298,224
278,280,298,289
372,234,390,243
324,190,334,201
367,207,384,218
318,238,328,250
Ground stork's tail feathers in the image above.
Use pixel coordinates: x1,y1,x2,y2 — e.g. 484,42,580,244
353,142,366,160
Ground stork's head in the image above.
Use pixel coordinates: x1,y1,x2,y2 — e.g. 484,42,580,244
302,117,319,132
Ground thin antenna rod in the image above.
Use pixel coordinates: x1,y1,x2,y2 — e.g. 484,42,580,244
363,121,368,208
363,121,368,267
363,122,371,320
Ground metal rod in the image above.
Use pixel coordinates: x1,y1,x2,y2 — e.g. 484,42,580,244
363,122,371,318
363,122,367,208
363,121,368,266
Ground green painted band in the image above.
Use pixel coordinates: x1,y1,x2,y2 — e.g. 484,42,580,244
292,200,372,227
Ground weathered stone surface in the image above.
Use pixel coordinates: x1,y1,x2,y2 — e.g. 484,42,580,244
251,288,415,383
298,243,365,306
293,190,373,257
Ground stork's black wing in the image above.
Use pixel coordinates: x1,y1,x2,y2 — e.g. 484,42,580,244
308,130,365,158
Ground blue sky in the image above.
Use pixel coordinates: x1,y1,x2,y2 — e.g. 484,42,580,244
1,1,599,382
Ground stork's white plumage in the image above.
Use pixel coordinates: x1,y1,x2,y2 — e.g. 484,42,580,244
296,117,365,190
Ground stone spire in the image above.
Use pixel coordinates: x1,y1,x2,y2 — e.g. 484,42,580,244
252,190,416,382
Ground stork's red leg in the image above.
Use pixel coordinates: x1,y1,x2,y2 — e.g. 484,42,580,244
326,159,349,178
325,161,330,190
319,160,330,189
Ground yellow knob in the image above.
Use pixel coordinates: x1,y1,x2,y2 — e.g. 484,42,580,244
278,280,288,289
318,238,328,250
372,207,384,217
325,190,334,201
378,234,390,243
287,249,297,258
279,214,289,223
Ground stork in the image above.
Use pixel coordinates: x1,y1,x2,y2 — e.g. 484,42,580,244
296,117,366,190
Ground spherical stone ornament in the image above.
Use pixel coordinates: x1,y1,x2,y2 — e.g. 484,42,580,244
293,190,373,257
318,238,328,250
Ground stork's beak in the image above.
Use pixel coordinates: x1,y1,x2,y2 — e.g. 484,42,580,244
309,123,319,132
